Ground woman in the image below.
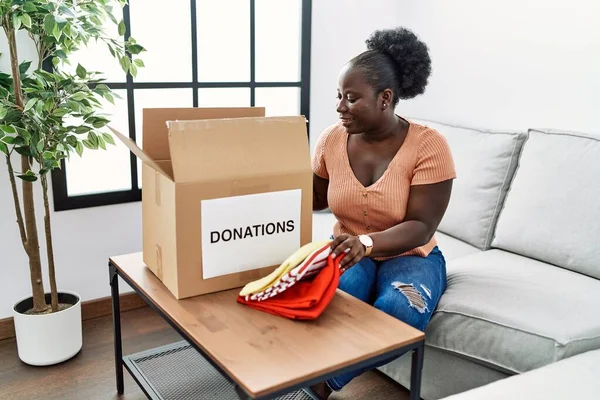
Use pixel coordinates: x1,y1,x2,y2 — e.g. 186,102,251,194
310,27,456,398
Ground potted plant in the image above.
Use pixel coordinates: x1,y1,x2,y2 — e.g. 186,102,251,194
0,0,144,366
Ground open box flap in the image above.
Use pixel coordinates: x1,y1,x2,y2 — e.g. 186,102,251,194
108,126,173,180
143,107,266,162
167,116,310,183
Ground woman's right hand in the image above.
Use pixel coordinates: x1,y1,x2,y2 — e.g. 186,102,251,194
330,234,365,273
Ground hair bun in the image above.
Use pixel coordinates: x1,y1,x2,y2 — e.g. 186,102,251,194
366,27,432,99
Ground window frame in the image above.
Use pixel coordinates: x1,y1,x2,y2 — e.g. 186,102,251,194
51,0,312,212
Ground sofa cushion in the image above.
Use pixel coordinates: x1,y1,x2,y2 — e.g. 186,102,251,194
409,117,526,250
427,250,600,374
440,348,600,400
492,129,600,280
435,232,480,262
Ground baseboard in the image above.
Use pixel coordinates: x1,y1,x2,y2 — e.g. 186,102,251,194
0,318,15,343
0,292,147,342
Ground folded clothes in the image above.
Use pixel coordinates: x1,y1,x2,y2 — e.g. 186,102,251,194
237,241,340,320
238,240,331,297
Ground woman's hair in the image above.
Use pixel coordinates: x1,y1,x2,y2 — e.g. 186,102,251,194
350,27,432,105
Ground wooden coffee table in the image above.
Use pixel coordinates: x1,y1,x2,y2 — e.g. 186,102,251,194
109,253,425,399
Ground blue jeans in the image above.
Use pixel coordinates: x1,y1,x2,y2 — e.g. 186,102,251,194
327,246,447,391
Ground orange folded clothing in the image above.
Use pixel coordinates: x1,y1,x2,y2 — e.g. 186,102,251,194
237,242,340,320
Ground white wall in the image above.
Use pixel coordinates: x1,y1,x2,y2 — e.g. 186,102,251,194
390,0,600,134
2,0,598,318
308,0,404,149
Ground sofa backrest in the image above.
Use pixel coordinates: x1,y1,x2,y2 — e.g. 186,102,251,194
409,117,527,250
492,129,600,280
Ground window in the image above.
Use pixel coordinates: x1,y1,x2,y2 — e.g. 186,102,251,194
51,0,312,211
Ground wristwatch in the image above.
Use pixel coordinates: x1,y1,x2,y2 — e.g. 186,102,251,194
358,234,374,256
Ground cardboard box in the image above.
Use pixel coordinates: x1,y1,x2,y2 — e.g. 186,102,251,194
111,108,313,299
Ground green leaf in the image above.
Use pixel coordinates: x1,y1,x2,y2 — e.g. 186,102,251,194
88,131,99,146
52,108,69,117
63,23,72,39
82,139,95,150
74,125,92,134
97,135,106,150
71,92,87,101
15,146,30,156
52,21,61,40
0,142,7,155
41,158,53,170
24,2,37,12
55,49,68,59
44,98,55,112
43,151,54,160
1,136,15,144
102,132,116,145
13,14,22,31
55,15,67,24
20,14,32,28
95,84,110,92
133,59,145,67
67,100,81,112
75,140,83,156
66,135,78,147
129,64,138,78
104,92,115,104
107,44,116,58
76,63,87,79
91,117,109,128
118,20,126,36
16,127,31,140
17,173,37,182
0,125,16,134
19,61,32,75
43,14,56,36
0,107,7,119
58,5,76,18
35,99,44,114
36,139,44,153
128,44,144,55
13,136,26,146
119,55,131,73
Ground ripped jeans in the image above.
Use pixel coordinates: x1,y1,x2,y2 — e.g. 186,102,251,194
327,246,447,391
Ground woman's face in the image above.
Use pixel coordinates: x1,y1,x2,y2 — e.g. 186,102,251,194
336,64,386,134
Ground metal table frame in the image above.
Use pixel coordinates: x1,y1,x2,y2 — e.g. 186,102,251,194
110,261,425,400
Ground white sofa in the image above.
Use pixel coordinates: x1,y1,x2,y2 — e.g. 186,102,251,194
311,117,600,399
440,348,600,399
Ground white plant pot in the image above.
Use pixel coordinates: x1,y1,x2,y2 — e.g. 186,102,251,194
12,290,83,366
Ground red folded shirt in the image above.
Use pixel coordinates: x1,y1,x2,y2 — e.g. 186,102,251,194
237,245,340,320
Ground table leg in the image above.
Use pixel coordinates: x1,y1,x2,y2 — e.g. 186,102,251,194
110,263,124,394
410,342,425,400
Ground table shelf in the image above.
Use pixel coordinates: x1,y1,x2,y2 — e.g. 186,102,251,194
123,341,314,400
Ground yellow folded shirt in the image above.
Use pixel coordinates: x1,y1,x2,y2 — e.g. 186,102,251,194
239,240,332,297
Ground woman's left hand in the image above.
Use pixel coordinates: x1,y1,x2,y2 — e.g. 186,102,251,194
330,234,366,273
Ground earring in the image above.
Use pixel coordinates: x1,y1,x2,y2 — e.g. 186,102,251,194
382,103,387,109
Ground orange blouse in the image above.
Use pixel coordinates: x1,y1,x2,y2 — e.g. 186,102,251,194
311,118,456,258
